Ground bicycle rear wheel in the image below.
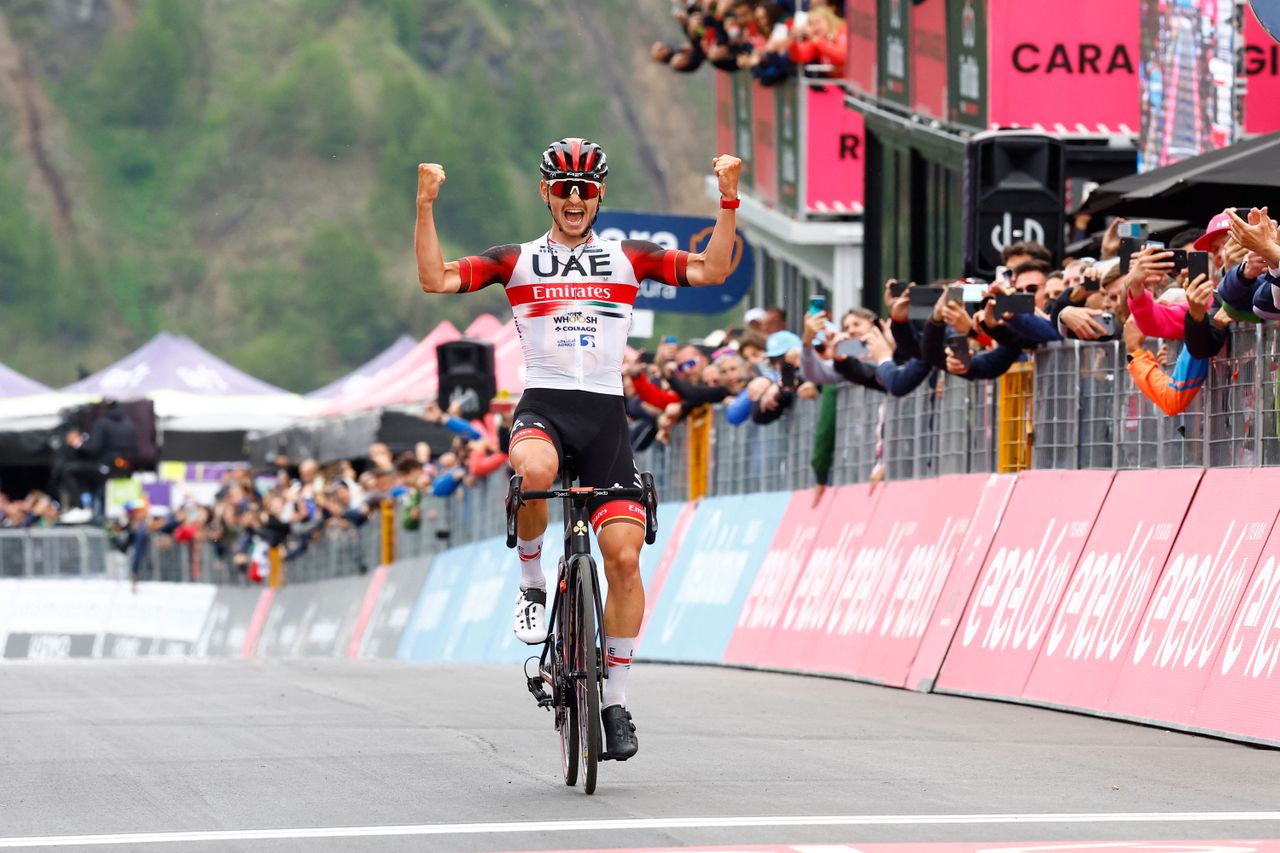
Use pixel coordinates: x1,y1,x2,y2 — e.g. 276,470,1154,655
573,556,601,795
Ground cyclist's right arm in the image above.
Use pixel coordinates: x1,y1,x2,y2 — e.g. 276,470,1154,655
416,162,517,294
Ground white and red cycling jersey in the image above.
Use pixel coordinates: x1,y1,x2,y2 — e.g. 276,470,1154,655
457,231,691,396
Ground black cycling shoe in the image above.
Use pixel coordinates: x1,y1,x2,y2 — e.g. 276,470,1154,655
601,705,638,761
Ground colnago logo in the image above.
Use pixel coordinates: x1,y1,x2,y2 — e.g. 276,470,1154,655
736,524,820,630
531,284,612,301
782,520,868,633
1221,552,1280,680
1132,521,1258,670
1044,523,1162,662
961,520,1078,652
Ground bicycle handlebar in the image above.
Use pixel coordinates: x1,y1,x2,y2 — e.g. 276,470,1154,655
517,486,644,502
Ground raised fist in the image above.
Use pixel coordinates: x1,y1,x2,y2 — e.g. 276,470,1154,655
713,154,742,200
418,163,446,207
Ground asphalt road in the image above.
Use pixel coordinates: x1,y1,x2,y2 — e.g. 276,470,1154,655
0,660,1278,853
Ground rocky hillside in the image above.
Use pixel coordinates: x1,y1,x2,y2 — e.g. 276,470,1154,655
0,0,712,391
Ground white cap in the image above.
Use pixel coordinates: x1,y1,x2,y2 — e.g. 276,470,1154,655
744,307,766,325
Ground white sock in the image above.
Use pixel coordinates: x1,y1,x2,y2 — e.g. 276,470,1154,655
516,534,545,591
602,636,635,709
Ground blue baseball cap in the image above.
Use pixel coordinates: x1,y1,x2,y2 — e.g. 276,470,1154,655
765,330,803,359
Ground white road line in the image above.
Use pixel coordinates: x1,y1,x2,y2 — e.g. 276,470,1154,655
1,813,1279,849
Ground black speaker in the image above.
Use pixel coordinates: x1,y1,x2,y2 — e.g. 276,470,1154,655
436,338,496,420
962,131,1066,279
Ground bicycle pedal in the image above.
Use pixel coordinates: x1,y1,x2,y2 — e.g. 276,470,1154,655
526,677,551,708
600,751,630,762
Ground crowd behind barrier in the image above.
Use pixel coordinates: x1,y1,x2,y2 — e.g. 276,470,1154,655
652,0,846,84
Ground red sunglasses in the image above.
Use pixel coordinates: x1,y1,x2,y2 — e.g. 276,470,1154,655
548,179,602,199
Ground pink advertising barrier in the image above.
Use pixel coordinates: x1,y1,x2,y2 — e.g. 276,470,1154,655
751,83,777,207
933,469,1116,698
724,475,997,689
1020,469,1203,711
1106,468,1280,733
907,474,1017,691
843,0,876,97
724,483,880,672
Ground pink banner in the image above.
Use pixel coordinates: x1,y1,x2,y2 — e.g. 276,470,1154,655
723,490,831,668
1020,469,1202,710
1244,6,1280,136
1107,468,1280,725
751,81,778,207
934,470,1115,697
736,484,881,673
805,85,865,215
844,0,877,96
346,565,389,660
715,71,734,158
907,474,1016,692
1193,513,1280,746
838,475,994,687
910,0,948,120
986,0,1140,132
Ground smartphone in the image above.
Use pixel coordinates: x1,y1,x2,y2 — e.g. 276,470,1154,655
1168,248,1188,278
945,334,972,369
807,294,826,317
946,285,965,304
835,338,867,359
907,285,944,321
1095,312,1117,337
1188,250,1211,281
779,361,798,391
661,335,678,346
1234,207,1253,221
888,280,909,299
993,292,1036,315
1117,220,1149,241
1083,270,1102,292
1119,237,1141,274
638,351,656,364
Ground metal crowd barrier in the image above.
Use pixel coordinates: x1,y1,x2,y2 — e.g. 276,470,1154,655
19,324,1280,582
0,528,111,578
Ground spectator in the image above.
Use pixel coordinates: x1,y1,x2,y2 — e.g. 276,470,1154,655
59,400,139,516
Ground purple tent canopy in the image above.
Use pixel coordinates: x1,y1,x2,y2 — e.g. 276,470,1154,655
61,332,287,397
0,362,51,398
305,334,417,399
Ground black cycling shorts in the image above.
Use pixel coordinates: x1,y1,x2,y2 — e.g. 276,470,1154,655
510,388,646,535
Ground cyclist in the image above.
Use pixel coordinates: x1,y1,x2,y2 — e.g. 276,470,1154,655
415,138,741,760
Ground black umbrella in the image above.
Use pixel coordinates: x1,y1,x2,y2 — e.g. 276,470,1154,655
1078,132,1280,220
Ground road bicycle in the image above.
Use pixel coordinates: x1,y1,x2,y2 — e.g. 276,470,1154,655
506,464,657,795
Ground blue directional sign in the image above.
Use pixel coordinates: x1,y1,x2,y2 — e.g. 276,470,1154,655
595,210,754,315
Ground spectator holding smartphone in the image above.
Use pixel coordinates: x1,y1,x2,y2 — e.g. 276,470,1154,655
924,290,1022,380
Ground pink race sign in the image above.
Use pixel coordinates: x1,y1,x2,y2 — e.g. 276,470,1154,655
933,470,1115,698
1194,511,1280,746
907,473,1016,692
1107,468,1280,726
1020,469,1202,711
830,475,993,687
804,85,864,214
742,483,881,674
910,0,948,120
723,489,831,668
751,81,778,207
986,0,1140,132
1244,5,1280,135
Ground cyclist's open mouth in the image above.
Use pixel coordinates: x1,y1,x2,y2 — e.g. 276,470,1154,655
563,208,586,228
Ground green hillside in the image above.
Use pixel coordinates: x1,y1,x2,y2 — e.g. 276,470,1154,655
0,0,712,391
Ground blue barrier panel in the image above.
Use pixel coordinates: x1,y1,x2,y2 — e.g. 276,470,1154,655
486,501,690,663
639,493,783,663
397,541,480,661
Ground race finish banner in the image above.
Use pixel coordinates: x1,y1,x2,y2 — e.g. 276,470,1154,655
595,210,754,315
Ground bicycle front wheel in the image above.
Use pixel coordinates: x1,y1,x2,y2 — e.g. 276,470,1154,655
557,578,579,787
573,556,601,795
